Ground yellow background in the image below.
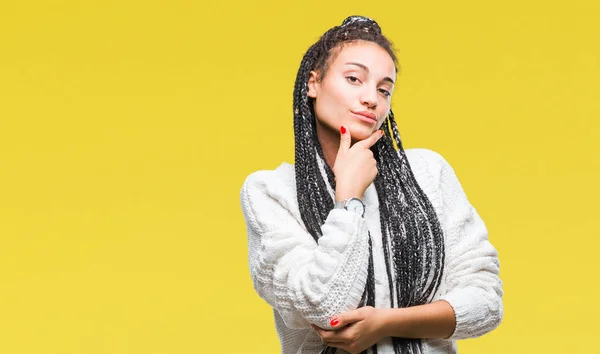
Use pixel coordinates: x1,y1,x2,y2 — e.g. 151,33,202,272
1,0,598,353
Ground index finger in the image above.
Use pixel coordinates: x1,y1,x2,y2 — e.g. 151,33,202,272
334,308,365,327
355,129,384,149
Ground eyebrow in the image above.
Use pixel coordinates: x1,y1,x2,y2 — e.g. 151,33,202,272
345,62,395,85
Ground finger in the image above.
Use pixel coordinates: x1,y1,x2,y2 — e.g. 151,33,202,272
331,309,364,328
321,331,348,344
313,326,350,344
312,325,333,341
356,129,384,149
338,125,351,154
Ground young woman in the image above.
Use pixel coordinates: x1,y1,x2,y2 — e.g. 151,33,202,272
240,15,503,354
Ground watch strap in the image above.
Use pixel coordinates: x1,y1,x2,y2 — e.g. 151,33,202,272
334,200,347,209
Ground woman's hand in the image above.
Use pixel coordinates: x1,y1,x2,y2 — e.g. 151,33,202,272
311,306,385,354
333,125,383,201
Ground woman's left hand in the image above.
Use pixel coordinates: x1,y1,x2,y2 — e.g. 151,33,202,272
311,306,386,354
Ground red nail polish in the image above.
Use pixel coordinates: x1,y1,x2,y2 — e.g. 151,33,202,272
340,126,346,134
330,318,339,326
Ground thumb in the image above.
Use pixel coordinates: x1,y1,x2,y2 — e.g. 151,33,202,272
338,125,351,154
330,309,363,328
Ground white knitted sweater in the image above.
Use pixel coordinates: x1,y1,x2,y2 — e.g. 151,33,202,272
240,148,503,354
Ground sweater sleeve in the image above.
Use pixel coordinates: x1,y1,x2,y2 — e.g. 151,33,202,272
240,171,371,330
433,154,504,340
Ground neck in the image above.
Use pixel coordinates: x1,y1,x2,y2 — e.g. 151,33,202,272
315,121,340,171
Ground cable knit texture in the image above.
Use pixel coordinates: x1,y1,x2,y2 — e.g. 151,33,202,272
240,148,503,354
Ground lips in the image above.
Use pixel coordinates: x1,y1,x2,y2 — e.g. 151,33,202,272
352,111,377,122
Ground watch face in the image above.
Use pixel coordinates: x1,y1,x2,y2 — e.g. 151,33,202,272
346,198,365,216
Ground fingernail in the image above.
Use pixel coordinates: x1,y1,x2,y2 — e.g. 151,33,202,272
380,130,384,137
340,126,347,134
330,318,339,326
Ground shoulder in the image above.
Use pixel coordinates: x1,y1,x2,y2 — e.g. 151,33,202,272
404,148,447,169
240,162,300,231
403,148,451,184
241,162,296,198
402,148,464,213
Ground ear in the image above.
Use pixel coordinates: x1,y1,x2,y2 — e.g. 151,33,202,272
307,71,319,98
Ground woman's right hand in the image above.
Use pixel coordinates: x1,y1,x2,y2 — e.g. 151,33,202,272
332,125,383,202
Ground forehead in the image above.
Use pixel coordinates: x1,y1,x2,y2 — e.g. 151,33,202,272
330,41,396,77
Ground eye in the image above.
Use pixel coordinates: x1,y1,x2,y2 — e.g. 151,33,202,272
346,76,361,84
378,88,391,97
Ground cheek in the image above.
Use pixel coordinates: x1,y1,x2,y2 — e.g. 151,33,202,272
323,77,352,104
312,96,336,125
316,84,347,115
378,105,390,120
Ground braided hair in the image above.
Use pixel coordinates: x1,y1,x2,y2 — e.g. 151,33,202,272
293,16,446,354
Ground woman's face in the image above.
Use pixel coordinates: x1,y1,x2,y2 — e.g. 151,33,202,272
308,40,396,142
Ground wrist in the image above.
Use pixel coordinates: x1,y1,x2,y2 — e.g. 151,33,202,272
334,188,363,202
378,308,407,338
334,197,365,217
376,308,394,338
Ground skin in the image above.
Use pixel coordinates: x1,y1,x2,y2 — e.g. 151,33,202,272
307,40,457,353
307,40,394,201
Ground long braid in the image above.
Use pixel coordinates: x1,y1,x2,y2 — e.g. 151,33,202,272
373,111,446,352
293,44,329,240
293,16,445,354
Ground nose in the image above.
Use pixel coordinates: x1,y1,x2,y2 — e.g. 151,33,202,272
360,85,378,108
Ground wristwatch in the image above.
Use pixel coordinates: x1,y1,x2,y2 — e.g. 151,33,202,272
334,197,365,217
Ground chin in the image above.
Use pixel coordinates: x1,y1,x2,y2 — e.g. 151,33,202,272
349,124,376,141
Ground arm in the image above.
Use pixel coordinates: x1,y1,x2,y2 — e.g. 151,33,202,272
313,152,503,350
240,171,371,330
313,302,455,353
378,300,456,339
429,152,504,339
378,152,503,339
